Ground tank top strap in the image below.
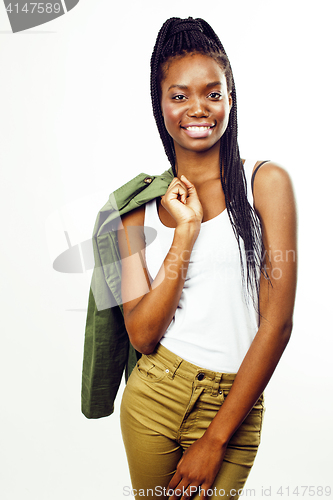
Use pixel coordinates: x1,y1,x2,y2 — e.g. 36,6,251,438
243,159,270,207
243,159,257,208
251,161,270,193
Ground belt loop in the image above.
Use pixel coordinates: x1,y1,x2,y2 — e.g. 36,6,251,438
168,356,182,379
211,373,222,396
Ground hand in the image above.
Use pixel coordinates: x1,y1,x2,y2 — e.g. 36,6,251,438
167,435,227,500
161,175,203,231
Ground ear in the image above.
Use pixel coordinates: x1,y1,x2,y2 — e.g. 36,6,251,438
228,93,232,109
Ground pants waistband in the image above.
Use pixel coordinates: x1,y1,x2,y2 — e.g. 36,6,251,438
148,343,237,386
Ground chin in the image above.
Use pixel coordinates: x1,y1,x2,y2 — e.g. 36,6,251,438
182,140,221,154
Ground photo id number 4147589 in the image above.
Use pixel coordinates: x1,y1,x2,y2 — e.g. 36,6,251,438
273,485,331,496
5,3,61,14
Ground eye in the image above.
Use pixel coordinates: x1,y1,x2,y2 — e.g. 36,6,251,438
172,94,187,101
208,92,223,100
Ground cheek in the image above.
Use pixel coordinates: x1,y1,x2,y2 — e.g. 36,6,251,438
215,104,230,130
161,102,180,132
216,103,228,120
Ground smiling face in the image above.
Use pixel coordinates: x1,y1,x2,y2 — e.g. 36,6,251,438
160,53,232,157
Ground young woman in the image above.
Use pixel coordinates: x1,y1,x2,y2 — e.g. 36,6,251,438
82,16,297,500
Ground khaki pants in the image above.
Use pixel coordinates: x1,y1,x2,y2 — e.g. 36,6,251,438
120,343,264,500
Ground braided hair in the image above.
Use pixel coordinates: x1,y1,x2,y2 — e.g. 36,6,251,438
150,17,265,305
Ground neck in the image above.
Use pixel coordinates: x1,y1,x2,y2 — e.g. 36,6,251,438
174,142,221,186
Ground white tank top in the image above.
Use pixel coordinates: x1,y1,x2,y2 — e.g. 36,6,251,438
144,160,259,372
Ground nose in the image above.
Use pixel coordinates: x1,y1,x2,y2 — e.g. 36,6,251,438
187,96,209,118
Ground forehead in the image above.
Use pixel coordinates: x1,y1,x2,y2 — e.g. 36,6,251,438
161,53,226,87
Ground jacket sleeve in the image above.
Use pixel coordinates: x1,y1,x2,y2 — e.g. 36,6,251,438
81,268,140,418
81,194,144,418
81,185,131,418
81,285,129,419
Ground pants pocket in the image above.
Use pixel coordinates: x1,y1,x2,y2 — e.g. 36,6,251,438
136,354,168,383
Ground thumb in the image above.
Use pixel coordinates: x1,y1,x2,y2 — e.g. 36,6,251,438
180,175,196,190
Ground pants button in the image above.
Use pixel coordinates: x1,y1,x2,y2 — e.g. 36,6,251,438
197,373,205,381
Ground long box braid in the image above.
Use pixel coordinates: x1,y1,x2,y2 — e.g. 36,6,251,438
150,17,266,308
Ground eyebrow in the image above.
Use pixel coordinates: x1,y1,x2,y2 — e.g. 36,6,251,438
167,81,222,91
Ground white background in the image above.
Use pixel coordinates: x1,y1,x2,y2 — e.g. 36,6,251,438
1,0,332,499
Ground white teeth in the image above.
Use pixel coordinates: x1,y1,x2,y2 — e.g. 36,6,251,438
186,126,211,131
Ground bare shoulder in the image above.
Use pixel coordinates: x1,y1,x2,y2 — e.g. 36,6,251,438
252,161,295,215
252,160,292,188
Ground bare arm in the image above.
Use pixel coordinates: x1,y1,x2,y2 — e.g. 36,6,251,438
118,175,203,354
168,162,297,500
204,162,297,442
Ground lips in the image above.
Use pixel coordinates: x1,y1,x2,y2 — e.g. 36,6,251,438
181,123,215,139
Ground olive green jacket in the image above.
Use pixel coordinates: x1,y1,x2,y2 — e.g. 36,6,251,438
81,167,174,419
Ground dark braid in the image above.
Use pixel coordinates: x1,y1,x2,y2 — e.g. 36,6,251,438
150,17,265,306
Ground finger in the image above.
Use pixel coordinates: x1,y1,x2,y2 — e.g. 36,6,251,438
167,485,183,500
169,177,188,193
179,174,191,183
164,182,188,205
167,470,182,492
199,484,211,500
167,476,191,499
173,179,188,194
180,175,196,190
179,176,199,200
169,480,190,500
174,184,187,204
168,177,185,190
182,484,201,499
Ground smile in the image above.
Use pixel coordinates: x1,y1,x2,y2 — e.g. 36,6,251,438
181,123,215,138
185,126,213,131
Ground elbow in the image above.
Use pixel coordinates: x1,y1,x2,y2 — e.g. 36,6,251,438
130,338,158,355
136,344,157,355
261,318,293,347
125,319,158,355
279,319,293,347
